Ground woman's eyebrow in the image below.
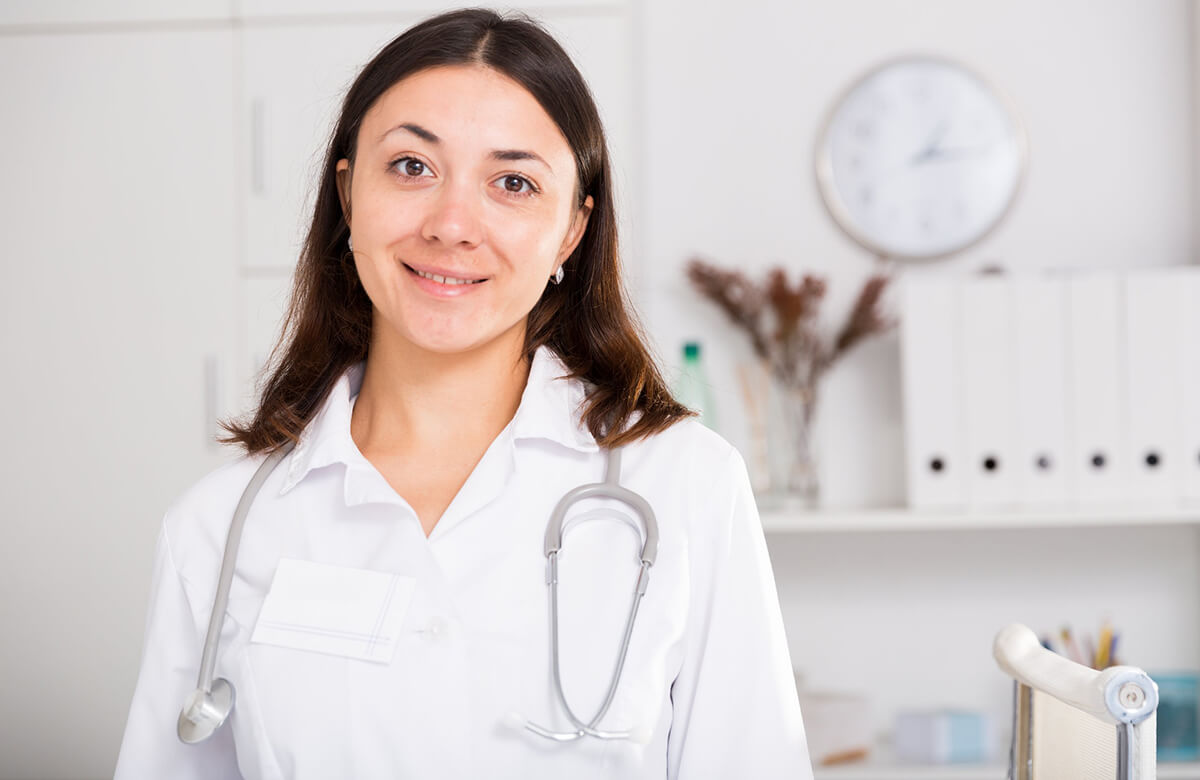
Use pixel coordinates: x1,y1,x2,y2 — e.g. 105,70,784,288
379,121,553,172
491,149,553,173
380,122,439,144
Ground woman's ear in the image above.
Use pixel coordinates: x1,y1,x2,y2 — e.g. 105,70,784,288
335,159,352,224
557,194,593,263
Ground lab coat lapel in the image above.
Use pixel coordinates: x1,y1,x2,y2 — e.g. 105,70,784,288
427,428,516,541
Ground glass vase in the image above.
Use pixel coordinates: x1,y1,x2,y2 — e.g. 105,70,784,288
764,377,820,509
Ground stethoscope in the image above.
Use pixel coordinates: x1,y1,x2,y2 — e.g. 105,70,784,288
178,438,659,745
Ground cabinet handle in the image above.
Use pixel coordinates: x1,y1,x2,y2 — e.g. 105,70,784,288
251,97,265,196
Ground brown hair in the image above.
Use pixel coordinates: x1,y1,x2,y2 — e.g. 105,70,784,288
221,8,694,454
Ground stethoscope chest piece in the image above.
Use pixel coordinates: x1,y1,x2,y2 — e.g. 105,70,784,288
178,677,235,744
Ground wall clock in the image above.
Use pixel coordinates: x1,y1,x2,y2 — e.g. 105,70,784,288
815,55,1027,261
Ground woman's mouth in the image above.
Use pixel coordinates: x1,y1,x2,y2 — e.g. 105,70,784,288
403,263,487,286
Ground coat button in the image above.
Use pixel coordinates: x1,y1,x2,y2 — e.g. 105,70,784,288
423,616,448,641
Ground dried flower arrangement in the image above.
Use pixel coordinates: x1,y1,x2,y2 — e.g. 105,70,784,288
685,257,896,501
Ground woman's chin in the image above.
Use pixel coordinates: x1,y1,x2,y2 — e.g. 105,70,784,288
390,328,507,358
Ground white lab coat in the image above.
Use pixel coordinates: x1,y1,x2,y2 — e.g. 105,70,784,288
114,345,812,780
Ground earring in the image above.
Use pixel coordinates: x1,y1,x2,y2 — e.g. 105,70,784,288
551,266,564,285
347,235,354,252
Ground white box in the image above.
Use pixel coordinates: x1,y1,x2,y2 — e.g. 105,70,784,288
900,277,967,508
1012,275,1071,506
1065,273,1130,504
961,277,1018,508
1123,270,1187,501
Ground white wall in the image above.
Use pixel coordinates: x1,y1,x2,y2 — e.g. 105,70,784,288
637,0,1198,752
642,0,1195,507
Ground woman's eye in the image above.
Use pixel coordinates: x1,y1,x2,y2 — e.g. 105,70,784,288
391,157,432,178
496,174,537,196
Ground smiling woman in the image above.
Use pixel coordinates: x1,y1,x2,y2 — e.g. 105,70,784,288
220,7,659,460
114,8,812,780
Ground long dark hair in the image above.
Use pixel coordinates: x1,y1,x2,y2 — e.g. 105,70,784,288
221,7,694,454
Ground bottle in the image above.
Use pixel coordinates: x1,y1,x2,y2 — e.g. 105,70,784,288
674,341,718,432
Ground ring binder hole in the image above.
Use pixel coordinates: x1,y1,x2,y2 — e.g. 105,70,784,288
982,455,999,472
1090,452,1106,470
1145,452,1160,468
1035,455,1052,471
929,457,945,473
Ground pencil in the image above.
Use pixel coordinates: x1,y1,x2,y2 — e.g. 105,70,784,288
1097,622,1113,669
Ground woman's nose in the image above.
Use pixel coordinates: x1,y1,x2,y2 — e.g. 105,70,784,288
420,179,484,248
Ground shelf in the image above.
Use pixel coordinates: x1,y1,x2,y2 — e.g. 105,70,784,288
813,763,1003,779
812,760,1200,780
758,500,1200,533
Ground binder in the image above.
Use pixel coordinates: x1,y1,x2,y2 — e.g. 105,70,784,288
900,276,966,508
1179,269,1200,502
1064,272,1129,504
1123,270,1187,502
1012,274,1070,507
961,277,1018,508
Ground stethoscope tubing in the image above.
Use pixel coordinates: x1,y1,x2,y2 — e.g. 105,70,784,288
523,445,659,742
179,440,295,743
179,438,657,746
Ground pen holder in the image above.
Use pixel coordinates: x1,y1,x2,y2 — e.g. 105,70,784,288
1153,671,1200,761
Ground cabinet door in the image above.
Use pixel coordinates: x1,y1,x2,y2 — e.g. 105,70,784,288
0,0,229,26
241,21,413,272
0,29,237,779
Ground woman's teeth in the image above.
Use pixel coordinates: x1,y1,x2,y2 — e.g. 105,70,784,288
412,267,484,285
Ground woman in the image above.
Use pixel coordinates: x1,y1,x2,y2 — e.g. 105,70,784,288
115,8,811,779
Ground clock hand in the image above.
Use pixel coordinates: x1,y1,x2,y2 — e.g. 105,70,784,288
917,143,999,163
910,120,951,164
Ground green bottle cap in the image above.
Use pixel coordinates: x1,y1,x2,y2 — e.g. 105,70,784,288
683,342,700,359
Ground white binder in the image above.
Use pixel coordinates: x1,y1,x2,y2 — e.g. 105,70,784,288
1012,275,1070,506
1123,270,1187,502
1064,272,1129,504
961,277,1018,508
1178,269,1200,502
900,276,966,508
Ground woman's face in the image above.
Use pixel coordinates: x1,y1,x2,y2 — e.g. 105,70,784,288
336,64,592,359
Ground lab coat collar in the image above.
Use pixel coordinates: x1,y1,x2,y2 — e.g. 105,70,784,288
278,344,599,496
279,360,365,496
511,343,601,454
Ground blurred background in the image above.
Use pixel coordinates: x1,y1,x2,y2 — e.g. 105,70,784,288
2,0,1198,777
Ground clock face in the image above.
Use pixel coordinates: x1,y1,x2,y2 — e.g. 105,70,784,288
816,56,1025,260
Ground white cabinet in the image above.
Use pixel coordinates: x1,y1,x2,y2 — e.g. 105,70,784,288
0,0,230,26
239,21,411,273
0,29,237,779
